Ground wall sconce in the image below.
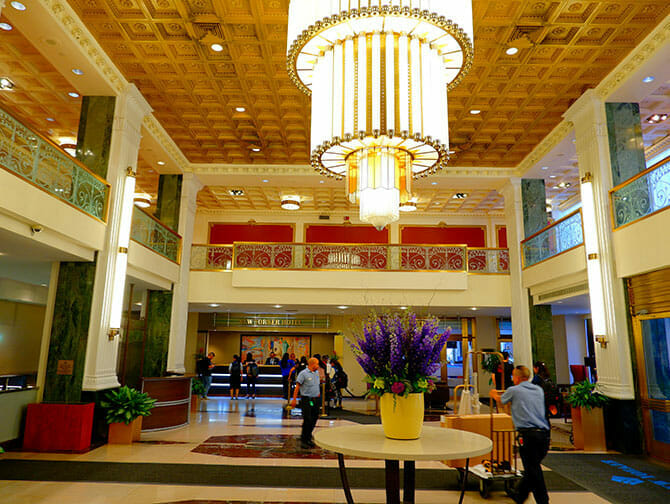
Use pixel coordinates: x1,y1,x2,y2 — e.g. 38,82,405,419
108,167,136,338
580,171,608,349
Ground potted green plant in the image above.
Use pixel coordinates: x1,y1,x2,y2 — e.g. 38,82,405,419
100,386,156,444
191,379,206,412
566,380,609,451
352,311,450,439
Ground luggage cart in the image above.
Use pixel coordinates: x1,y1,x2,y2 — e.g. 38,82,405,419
457,351,522,499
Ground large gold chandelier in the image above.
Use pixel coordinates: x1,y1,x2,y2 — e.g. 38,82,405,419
287,1,474,229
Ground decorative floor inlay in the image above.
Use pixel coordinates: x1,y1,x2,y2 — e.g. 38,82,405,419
191,435,353,460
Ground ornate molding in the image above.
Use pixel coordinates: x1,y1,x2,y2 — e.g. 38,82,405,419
514,121,573,176
142,115,190,173
596,18,670,100
646,134,670,161
43,0,126,94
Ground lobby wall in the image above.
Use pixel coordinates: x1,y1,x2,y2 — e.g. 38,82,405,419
0,300,45,375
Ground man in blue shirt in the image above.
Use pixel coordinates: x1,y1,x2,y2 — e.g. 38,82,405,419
290,357,321,449
490,365,550,504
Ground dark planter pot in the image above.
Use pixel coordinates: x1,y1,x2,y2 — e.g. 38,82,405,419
23,403,95,452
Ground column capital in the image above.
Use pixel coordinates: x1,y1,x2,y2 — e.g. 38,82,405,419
563,89,604,127
114,83,153,140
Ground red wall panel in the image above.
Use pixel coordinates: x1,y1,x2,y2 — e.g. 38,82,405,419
497,226,508,248
305,225,389,244
209,223,294,244
400,226,487,247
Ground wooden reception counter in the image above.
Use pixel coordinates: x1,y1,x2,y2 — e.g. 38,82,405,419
141,375,193,431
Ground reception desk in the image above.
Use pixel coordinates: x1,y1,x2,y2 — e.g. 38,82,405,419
141,375,193,431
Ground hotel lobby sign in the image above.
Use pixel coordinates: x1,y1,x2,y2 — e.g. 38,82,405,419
213,313,330,329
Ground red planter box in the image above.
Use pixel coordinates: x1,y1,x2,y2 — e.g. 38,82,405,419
23,403,94,452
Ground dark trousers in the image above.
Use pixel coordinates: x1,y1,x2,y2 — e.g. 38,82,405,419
246,377,256,397
517,429,550,504
300,396,321,443
282,375,289,400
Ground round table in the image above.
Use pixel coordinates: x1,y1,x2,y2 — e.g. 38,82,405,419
315,425,492,504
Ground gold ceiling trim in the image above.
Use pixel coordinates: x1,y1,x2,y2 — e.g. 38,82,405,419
645,134,670,160
514,121,573,177
595,18,670,100
143,115,190,173
286,6,474,97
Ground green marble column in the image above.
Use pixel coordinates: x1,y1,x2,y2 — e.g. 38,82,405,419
521,179,550,237
155,175,183,232
605,103,646,187
75,96,116,178
143,290,173,378
521,179,556,378
43,97,116,403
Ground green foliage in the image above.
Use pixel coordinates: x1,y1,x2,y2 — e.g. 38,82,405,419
481,353,500,374
191,378,206,397
100,386,156,425
566,381,609,411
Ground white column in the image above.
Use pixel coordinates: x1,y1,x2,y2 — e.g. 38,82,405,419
389,222,400,244
167,173,202,374
0,1,5,16
501,178,533,368
294,220,305,242
564,89,635,400
82,84,152,391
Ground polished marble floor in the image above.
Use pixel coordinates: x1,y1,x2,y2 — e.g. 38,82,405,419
0,398,614,503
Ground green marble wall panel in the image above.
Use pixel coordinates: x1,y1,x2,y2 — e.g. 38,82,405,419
143,291,172,378
121,316,147,389
155,175,182,232
521,179,549,238
605,103,647,187
527,293,556,381
43,262,96,403
75,96,116,179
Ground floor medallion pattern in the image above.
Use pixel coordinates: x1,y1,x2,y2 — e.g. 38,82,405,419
191,435,353,460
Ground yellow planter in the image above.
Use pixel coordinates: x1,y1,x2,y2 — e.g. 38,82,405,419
379,393,424,439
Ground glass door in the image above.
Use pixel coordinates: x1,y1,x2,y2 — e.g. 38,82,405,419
633,313,670,462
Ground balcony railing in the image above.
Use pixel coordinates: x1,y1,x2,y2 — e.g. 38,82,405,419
190,243,510,274
521,209,584,268
610,155,670,229
0,107,110,221
130,207,182,263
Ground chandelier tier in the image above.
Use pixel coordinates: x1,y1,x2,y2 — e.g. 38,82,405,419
287,0,474,229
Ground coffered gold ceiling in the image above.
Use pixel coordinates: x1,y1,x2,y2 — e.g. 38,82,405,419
65,0,670,167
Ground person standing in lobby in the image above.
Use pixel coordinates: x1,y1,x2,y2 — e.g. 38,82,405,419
490,366,551,504
290,357,321,449
279,352,294,400
197,352,215,399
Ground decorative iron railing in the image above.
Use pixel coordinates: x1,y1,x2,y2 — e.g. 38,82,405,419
130,207,182,263
190,243,510,274
610,156,670,229
0,107,110,221
520,209,584,268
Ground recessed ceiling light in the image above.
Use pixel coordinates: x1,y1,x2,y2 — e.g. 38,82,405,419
235,106,246,112
68,92,80,98
273,304,282,309
0,77,15,90
46,117,55,122
452,192,468,199
470,109,481,115
251,147,261,152
505,47,519,56
0,23,13,31
262,179,269,183
71,68,84,76
399,201,417,212
157,161,166,166
135,302,143,306
541,166,549,170
399,306,408,310
549,175,557,179
229,189,245,196
646,113,668,124
40,283,47,287
337,305,348,310
431,181,437,185
642,76,655,83
210,43,224,52
281,196,301,210
471,307,478,311
209,303,220,308
10,1,26,11
319,180,325,184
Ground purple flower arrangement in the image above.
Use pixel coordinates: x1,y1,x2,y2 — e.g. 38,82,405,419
352,312,450,397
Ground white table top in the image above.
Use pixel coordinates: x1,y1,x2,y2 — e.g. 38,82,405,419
314,425,493,461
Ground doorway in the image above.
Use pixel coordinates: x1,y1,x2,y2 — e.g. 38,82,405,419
633,312,670,462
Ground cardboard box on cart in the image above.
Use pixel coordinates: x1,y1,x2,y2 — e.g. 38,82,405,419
440,413,514,467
